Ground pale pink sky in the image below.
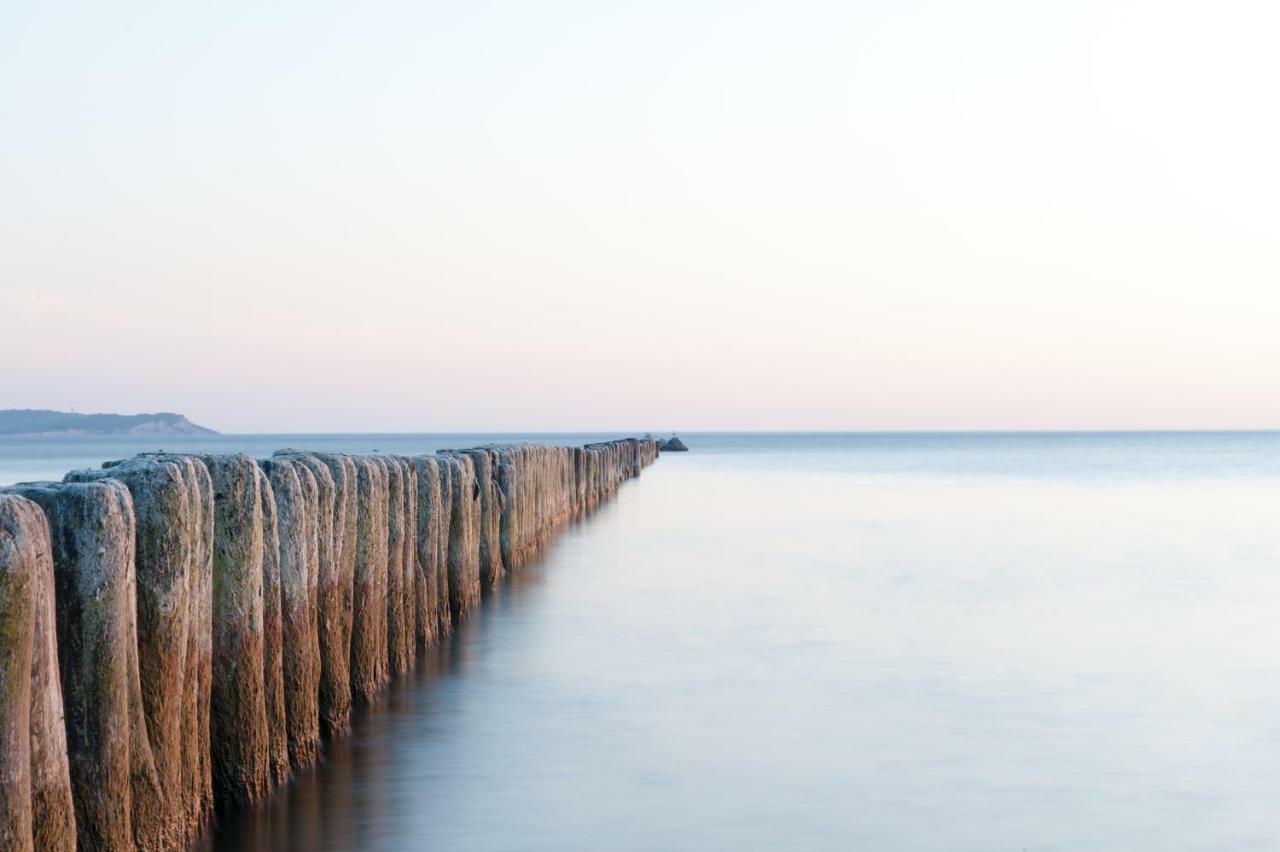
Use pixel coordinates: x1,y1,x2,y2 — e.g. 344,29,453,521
4,2,1278,432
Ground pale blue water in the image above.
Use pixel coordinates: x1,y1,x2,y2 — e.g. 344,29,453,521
4,432,1280,850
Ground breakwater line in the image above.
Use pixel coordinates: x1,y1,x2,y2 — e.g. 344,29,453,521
0,437,658,851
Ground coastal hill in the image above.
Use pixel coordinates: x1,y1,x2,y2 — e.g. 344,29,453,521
0,409,218,436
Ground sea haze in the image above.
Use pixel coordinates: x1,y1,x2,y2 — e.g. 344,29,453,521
5,432,1279,850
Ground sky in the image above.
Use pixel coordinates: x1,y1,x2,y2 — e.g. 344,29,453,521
3,1,1278,433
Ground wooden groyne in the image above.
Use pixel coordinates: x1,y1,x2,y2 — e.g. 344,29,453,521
0,437,658,850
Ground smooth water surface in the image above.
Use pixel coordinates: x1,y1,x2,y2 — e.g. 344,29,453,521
4,432,1279,850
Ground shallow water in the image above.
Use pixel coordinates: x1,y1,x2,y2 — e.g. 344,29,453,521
5,432,1280,850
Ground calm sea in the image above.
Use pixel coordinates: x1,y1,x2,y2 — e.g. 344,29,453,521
4,432,1280,850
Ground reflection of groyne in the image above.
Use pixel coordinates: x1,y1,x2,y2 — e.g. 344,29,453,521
0,437,658,850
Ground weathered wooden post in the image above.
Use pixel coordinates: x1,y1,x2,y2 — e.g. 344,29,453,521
200,454,271,811
278,456,330,735
12,480,169,849
383,457,413,677
315,453,356,736
439,453,481,620
257,466,290,788
67,453,216,843
411,456,444,647
261,458,322,770
350,456,389,702
433,455,453,640
397,458,418,662
461,449,503,588
494,447,518,571
0,493,76,852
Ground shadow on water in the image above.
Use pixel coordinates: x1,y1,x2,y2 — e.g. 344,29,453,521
195,518,578,852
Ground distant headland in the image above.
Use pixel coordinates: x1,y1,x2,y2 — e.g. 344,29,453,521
0,409,218,436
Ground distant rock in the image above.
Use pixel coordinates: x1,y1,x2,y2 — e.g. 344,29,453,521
0,409,218,437
659,436,688,452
